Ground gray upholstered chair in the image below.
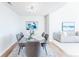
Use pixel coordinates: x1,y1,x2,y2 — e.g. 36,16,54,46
16,32,25,55
41,32,49,55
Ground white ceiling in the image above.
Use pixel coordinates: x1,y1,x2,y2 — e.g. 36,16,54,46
4,2,66,16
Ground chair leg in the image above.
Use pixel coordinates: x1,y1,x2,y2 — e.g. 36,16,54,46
44,46,48,55
18,47,22,55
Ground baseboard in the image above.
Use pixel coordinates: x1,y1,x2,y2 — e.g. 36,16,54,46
0,42,17,57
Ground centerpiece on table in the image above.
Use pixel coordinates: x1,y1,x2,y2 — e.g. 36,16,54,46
26,21,37,40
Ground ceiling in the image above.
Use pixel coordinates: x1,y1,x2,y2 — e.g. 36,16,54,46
4,2,66,16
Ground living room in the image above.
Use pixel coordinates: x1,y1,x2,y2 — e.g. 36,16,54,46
49,2,79,56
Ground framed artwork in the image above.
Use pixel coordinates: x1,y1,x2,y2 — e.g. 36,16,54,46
62,22,75,31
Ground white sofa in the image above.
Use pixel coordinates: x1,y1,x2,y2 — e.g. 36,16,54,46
53,31,79,43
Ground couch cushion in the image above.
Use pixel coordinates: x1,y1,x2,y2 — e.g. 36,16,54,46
61,36,79,43
67,31,76,36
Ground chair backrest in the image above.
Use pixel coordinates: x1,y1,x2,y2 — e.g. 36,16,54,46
41,32,49,43
41,32,45,37
44,34,49,40
16,34,21,41
16,32,24,42
20,32,24,38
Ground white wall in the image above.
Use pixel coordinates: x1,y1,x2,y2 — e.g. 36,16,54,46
21,15,45,39
49,3,79,40
44,15,49,34
0,3,23,55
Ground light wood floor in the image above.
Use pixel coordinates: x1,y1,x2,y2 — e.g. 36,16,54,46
8,42,68,57
48,42,68,57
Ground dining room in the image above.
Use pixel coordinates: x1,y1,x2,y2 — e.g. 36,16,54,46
0,2,67,57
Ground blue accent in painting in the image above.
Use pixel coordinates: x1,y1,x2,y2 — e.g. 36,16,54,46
26,22,37,30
